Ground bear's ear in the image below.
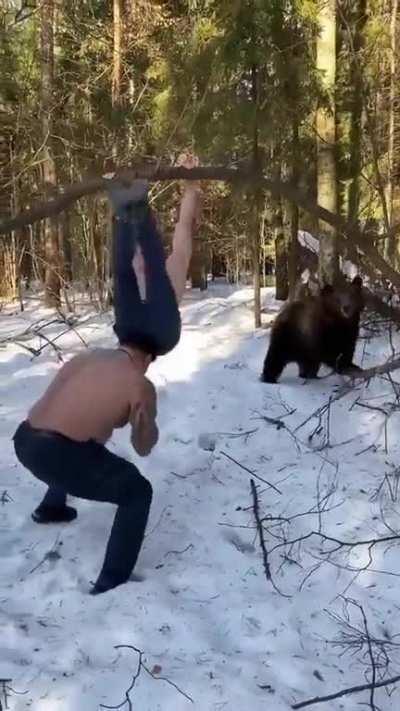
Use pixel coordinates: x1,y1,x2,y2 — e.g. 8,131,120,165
352,275,363,289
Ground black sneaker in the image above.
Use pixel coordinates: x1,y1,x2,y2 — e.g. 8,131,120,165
31,505,77,524
107,179,149,216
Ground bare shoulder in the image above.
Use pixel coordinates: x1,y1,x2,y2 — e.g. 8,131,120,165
59,349,123,377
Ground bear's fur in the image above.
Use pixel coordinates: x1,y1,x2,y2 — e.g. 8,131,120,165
261,276,364,383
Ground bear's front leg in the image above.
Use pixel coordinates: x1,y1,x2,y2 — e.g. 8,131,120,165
261,337,288,384
298,360,320,379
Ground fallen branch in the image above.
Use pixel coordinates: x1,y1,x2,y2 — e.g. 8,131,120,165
250,479,290,598
364,288,400,325
263,521,400,593
295,354,400,437
0,680,28,709
270,529,400,555
327,597,400,665
0,314,90,359
100,645,142,711
250,479,271,581
356,602,378,711
349,355,400,382
291,673,400,709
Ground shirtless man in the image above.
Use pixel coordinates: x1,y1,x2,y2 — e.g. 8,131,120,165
13,156,201,594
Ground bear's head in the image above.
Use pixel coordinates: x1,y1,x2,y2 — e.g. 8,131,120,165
321,276,364,321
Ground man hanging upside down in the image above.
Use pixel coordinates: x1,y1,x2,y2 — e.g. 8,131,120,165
13,155,201,594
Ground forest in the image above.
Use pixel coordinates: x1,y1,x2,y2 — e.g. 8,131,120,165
1,0,399,315
2,2,400,711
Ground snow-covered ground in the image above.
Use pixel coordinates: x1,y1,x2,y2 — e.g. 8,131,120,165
1,283,400,710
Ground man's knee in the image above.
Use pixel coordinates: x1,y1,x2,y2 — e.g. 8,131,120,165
139,475,153,503
122,468,153,505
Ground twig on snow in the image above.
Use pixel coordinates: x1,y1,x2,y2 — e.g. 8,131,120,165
26,535,62,576
100,645,193,710
164,544,194,558
0,490,13,504
220,450,282,495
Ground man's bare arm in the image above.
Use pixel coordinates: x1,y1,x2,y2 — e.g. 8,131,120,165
166,154,202,303
130,379,159,457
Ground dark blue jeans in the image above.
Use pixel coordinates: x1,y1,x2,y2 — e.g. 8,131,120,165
113,205,181,356
13,421,152,588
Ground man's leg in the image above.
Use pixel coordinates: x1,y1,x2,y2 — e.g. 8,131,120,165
61,448,153,594
110,183,181,356
14,423,153,593
166,185,200,303
165,153,201,302
91,459,153,594
13,422,77,524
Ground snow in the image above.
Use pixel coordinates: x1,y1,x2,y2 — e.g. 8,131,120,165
1,283,400,710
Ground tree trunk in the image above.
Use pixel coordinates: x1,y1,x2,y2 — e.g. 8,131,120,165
271,140,288,301
112,0,122,107
251,63,262,327
316,0,339,285
41,0,61,308
190,237,207,290
253,262,261,325
347,1,367,227
0,107,12,222
387,0,399,261
274,194,288,301
251,190,262,325
0,105,15,299
288,120,300,298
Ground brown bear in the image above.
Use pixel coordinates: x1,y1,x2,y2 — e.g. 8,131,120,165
261,276,364,383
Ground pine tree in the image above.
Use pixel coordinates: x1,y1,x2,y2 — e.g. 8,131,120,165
41,0,61,307
316,0,339,285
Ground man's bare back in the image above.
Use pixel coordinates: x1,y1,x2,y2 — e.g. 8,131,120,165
28,348,158,455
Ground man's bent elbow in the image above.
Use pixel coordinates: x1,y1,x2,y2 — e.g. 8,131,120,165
131,426,159,457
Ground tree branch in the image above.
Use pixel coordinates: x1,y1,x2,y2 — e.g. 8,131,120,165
2,161,400,290
291,673,400,709
0,165,244,235
350,356,400,382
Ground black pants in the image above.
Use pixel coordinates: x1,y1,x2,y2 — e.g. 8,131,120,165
113,205,181,356
13,421,153,588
